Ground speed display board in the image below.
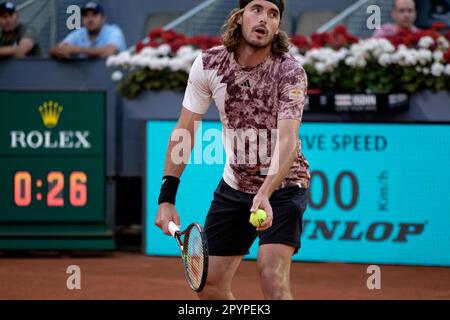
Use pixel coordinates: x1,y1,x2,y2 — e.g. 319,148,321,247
0,91,112,250
145,121,450,266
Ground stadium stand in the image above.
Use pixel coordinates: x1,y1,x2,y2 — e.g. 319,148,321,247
295,10,338,35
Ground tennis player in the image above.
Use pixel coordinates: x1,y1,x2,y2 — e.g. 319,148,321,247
155,0,310,300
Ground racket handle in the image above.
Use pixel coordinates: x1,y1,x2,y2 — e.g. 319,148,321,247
168,221,180,236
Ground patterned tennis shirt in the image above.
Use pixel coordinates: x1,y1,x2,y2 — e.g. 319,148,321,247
183,45,310,194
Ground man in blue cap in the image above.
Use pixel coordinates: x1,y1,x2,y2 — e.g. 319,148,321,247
50,2,126,59
0,1,42,58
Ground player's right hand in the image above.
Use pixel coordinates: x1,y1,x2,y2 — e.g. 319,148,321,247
155,203,181,236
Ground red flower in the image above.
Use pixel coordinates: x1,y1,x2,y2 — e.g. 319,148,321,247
432,21,446,31
346,34,359,44
444,49,450,64
333,24,348,36
187,34,212,50
135,41,145,53
149,40,160,48
209,36,222,47
403,33,420,47
311,32,330,48
385,35,402,48
291,35,310,50
397,27,413,39
149,27,164,40
161,29,178,42
170,38,188,53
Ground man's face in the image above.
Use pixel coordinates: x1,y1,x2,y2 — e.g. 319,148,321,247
392,0,417,28
239,0,281,49
82,10,105,34
0,12,18,32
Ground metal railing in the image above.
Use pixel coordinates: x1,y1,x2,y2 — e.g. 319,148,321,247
163,0,234,36
163,0,296,36
16,0,58,55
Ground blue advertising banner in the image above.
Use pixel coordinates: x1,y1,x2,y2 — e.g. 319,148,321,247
146,121,450,266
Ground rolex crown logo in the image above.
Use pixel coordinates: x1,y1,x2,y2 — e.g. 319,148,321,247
38,101,63,129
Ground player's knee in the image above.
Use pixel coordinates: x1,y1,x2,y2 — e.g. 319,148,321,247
259,267,291,300
197,280,232,300
197,269,234,299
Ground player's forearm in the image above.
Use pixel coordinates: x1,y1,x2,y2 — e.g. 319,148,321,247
163,130,195,178
259,136,298,198
163,109,202,178
0,46,16,57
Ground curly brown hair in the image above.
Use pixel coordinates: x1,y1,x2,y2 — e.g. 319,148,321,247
220,8,291,54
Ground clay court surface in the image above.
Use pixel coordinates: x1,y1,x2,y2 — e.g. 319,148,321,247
0,252,449,300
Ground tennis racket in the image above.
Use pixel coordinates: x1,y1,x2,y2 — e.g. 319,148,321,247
168,221,208,293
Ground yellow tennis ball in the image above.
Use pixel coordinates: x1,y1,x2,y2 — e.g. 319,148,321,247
249,209,267,228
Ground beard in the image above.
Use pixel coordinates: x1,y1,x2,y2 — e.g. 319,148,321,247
87,26,101,37
241,28,274,49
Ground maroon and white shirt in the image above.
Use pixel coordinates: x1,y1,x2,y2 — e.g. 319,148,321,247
183,45,310,194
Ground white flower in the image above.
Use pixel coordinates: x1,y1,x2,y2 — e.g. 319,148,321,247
417,49,433,65
437,36,450,49
433,50,444,62
355,57,367,68
404,51,417,66
345,56,356,67
106,50,133,67
337,48,349,59
314,62,327,74
147,58,161,70
111,71,123,81
140,47,158,57
168,58,184,72
418,36,434,49
289,46,299,55
379,39,395,53
431,62,445,76
130,55,148,67
422,67,430,75
399,44,409,52
176,46,195,57
293,54,307,66
416,66,422,72
106,55,117,68
378,53,392,66
362,40,375,52
182,63,193,74
445,64,450,76
116,51,132,65
157,44,172,56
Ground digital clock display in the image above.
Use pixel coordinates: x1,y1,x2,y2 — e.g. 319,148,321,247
14,171,87,207
0,91,105,223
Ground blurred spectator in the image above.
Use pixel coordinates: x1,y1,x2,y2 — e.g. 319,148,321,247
0,1,42,58
416,0,450,29
372,0,418,38
50,2,126,59
429,0,450,21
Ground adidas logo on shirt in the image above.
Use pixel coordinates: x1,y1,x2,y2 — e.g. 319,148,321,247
240,80,251,88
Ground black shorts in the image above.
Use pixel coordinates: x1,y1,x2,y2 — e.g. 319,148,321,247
204,179,308,256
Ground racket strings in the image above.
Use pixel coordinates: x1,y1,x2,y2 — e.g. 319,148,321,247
184,227,206,290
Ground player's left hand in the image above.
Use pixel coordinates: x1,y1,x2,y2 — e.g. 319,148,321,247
251,192,273,232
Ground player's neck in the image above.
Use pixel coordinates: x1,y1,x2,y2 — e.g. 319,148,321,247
235,42,271,69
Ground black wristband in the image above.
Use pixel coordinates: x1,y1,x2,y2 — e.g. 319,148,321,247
158,175,180,205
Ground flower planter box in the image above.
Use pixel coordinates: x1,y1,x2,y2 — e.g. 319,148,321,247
121,89,449,122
